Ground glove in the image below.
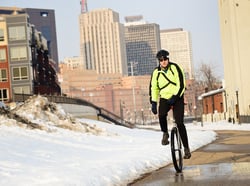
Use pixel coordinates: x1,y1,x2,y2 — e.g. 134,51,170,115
167,95,178,105
151,101,157,115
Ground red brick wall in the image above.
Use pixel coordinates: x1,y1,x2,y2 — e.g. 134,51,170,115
203,92,224,114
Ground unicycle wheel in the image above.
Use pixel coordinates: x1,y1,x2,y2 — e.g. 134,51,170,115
170,127,183,173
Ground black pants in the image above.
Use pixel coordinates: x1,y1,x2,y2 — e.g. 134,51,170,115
158,96,189,149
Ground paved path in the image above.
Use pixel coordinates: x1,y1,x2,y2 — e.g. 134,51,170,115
129,130,250,186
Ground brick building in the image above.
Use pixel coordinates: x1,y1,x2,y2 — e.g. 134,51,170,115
0,11,60,103
199,88,225,122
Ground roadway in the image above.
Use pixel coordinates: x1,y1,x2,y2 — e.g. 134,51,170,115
129,130,250,186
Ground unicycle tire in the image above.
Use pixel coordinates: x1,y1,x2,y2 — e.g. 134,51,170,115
171,126,183,173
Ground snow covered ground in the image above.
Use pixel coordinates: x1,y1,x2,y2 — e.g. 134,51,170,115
0,95,250,186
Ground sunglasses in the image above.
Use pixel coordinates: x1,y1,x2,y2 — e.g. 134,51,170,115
159,57,168,62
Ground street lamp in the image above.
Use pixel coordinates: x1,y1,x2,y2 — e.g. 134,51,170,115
235,90,240,124
141,108,144,125
193,105,197,120
224,90,228,120
198,96,203,127
120,100,124,124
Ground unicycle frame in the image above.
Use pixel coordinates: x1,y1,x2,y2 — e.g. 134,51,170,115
170,124,183,173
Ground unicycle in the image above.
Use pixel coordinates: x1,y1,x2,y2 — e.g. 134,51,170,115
170,123,183,173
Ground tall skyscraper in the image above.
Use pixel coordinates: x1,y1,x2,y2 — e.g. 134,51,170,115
218,0,250,119
160,28,194,79
124,16,161,76
79,8,128,75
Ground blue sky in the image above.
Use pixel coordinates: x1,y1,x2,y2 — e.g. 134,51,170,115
1,0,223,77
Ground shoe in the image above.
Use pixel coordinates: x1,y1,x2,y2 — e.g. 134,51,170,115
161,132,169,145
184,148,191,159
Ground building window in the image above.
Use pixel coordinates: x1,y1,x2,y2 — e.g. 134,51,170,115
40,12,49,17
10,46,27,61
0,48,6,62
13,86,30,94
12,66,28,80
8,26,26,41
0,69,7,82
0,88,8,102
0,29,4,41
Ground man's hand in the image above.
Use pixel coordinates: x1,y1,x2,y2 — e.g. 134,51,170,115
151,101,157,115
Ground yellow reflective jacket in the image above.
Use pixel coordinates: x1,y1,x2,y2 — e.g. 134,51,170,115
150,62,186,102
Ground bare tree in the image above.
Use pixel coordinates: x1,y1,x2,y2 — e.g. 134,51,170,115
195,62,220,91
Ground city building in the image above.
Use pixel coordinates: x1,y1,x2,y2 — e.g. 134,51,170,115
0,19,9,102
58,63,155,123
24,8,59,71
160,28,194,79
79,8,128,75
63,56,83,70
0,12,60,102
218,0,250,123
199,88,225,122
0,7,59,71
124,16,161,76
59,62,200,123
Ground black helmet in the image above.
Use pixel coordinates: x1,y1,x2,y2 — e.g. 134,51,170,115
156,50,169,59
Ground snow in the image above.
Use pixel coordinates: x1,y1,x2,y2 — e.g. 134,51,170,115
0,95,250,186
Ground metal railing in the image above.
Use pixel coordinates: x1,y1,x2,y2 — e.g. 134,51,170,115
239,115,250,124
13,93,134,128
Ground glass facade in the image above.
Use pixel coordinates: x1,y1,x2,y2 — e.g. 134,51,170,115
125,23,160,76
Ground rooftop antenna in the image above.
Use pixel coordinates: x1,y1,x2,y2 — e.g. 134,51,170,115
80,0,88,13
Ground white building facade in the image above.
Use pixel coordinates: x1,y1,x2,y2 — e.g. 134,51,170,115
218,0,250,122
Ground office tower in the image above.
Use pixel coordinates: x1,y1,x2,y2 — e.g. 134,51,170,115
218,0,250,119
160,28,194,79
24,8,59,71
79,8,128,75
124,16,161,76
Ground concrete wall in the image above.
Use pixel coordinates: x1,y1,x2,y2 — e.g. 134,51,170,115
59,104,98,119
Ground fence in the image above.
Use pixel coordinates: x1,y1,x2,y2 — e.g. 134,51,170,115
240,115,250,123
200,112,250,124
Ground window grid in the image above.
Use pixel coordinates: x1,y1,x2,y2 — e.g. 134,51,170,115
0,89,8,102
0,48,6,62
12,66,28,80
8,26,26,41
0,69,7,82
13,86,30,94
0,29,4,41
10,46,27,61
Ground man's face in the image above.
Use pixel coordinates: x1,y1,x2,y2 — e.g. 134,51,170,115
159,56,169,68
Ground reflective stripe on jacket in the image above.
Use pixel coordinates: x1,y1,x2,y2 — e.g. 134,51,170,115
150,62,186,102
